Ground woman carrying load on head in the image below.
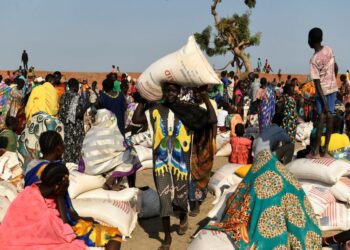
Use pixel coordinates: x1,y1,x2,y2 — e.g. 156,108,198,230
205,150,322,249
23,131,123,250
133,82,214,250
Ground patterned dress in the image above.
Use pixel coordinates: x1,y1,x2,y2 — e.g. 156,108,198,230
59,92,85,164
0,82,11,127
258,84,276,132
206,150,322,249
148,104,192,217
279,94,298,143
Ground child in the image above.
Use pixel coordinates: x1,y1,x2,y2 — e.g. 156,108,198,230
0,116,18,152
230,123,252,164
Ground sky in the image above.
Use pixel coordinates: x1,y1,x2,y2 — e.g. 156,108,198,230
0,0,349,74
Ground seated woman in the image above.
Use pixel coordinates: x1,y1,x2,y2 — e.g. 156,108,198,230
80,109,141,190
24,132,122,249
0,162,87,250
205,150,322,249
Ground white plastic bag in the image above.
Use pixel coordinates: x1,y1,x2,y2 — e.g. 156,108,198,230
68,170,106,198
138,187,160,219
188,229,236,250
137,35,221,101
72,198,139,237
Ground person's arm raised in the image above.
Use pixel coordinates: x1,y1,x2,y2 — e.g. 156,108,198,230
132,101,147,125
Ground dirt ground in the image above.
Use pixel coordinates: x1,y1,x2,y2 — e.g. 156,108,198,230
122,156,229,250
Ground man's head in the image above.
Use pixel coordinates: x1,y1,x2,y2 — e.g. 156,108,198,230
287,75,291,80
5,116,18,131
340,74,346,82
260,77,267,87
15,78,25,90
121,80,129,95
45,74,55,84
308,27,323,48
23,50,26,53
68,78,79,93
235,123,245,137
283,84,294,96
162,82,180,104
228,71,235,79
221,71,227,78
92,81,98,90
53,71,62,86
102,78,114,92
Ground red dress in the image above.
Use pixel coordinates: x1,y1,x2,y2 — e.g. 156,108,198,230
230,136,252,164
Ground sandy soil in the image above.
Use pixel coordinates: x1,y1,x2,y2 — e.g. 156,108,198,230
122,156,229,250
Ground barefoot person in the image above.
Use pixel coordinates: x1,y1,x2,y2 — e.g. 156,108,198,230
308,27,338,158
133,83,213,250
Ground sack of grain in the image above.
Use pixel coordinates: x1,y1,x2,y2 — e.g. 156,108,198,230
187,229,235,250
137,35,221,101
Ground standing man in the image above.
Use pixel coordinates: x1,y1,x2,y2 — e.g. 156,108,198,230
21,50,28,70
308,27,338,158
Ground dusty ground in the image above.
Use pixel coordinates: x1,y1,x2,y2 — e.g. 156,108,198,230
122,156,229,250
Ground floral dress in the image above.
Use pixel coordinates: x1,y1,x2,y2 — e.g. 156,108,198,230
206,150,322,249
280,94,298,143
59,92,85,163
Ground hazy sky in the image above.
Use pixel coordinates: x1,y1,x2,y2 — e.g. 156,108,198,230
1,0,349,73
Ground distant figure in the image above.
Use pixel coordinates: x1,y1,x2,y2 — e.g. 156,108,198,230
21,50,28,70
257,58,262,72
111,65,116,73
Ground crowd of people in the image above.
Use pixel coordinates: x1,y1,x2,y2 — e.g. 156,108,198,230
0,27,350,249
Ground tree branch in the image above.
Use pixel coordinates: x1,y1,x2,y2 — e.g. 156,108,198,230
211,0,221,26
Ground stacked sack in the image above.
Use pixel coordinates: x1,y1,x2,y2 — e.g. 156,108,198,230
286,158,350,231
215,131,232,157
188,163,250,249
66,163,141,237
0,151,23,224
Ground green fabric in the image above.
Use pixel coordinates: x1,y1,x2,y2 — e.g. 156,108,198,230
113,80,121,92
0,129,17,152
206,150,322,249
218,83,224,95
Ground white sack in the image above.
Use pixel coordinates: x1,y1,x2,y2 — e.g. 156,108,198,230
188,229,236,250
137,35,221,101
0,181,18,202
76,188,140,202
68,170,106,198
0,196,10,223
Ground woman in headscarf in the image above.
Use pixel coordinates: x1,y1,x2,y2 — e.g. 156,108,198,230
189,86,217,216
8,78,25,117
59,78,88,164
23,132,123,250
80,109,141,190
276,84,298,142
206,150,322,249
257,77,276,132
133,82,213,250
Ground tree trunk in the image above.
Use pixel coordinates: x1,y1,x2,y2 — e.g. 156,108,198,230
233,47,251,72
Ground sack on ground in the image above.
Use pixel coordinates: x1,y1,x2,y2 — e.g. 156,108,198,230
68,170,106,198
208,164,242,205
137,35,221,101
138,187,160,219
0,196,10,223
72,198,139,237
187,229,235,250
330,177,350,203
286,158,350,185
216,132,230,151
133,145,152,163
76,188,140,202
137,160,153,172
207,185,239,221
215,143,232,157
0,181,18,202
319,202,350,231
302,183,335,215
